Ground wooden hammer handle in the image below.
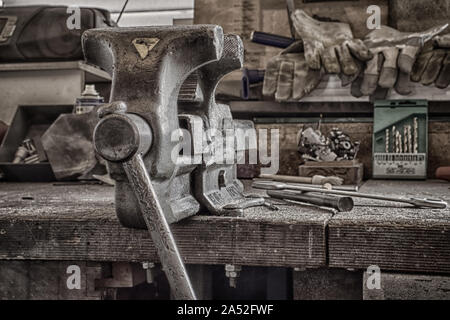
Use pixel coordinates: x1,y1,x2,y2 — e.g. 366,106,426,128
259,174,312,184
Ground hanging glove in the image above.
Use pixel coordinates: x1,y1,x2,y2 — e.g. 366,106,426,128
291,9,372,76
262,41,324,101
411,34,450,89
351,24,448,98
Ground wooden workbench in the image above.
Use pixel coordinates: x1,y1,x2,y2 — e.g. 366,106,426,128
0,179,449,274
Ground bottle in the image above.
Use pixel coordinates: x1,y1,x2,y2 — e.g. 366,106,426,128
73,84,104,114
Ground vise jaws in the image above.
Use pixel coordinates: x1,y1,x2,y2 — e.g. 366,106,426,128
82,25,262,299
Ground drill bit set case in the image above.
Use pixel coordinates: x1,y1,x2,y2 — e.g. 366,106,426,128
372,100,428,180
0,105,73,181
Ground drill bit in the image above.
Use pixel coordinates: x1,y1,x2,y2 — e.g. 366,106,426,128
385,128,389,153
407,125,412,154
392,125,396,153
403,126,408,153
398,130,403,154
413,117,418,154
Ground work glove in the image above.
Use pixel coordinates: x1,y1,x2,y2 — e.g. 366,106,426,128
411,34,450,89
350,24,448,98
291,9,372,76
262,41,324,101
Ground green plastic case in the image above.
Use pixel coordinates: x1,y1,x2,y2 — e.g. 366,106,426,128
373,100,428,179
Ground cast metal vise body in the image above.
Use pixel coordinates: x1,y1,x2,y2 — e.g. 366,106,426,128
84,25,257,227
83,25,260,299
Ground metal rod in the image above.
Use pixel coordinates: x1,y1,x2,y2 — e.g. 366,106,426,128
285,182,359,192
267,190,354,212
286,0,296,39
123,154,196,300
254,179,358,191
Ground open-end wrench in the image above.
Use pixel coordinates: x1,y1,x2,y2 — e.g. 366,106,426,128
253,181,448,209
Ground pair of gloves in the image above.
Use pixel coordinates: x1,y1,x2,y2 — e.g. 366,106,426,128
263,10,449,101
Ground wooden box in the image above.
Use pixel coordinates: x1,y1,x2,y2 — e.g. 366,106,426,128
299,160,364,185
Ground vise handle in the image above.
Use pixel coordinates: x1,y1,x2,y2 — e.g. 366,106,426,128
93,102,197,300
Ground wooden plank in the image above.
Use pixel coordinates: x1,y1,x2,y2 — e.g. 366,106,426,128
363,272,450,300
0,183,330,268
328,180,450,274
0,61,111,82
299,161,364,185
4,0,195,12
231,101,450,118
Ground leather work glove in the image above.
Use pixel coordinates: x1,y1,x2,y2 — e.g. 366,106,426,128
411,34,450,89
291,9,372,76
351,24,448,98
262,41,324,101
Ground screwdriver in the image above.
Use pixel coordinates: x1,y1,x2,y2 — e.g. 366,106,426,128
253,181,448,209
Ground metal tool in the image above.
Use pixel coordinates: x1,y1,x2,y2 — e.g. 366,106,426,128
298,127,360,162
259,173,344,186
413,117,418,154
85,25,262,299
254,178,358,192
285,0,296,39
253,181,448,209
267,189,354,212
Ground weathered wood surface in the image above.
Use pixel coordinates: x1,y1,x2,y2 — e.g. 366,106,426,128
363,272,450,300
1,180,449,273
0,182,330,268
328,180,450,274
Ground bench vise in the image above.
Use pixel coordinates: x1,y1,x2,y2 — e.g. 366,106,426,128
83,25,262,299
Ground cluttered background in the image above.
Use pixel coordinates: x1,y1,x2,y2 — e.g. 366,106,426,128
0,0,449,185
